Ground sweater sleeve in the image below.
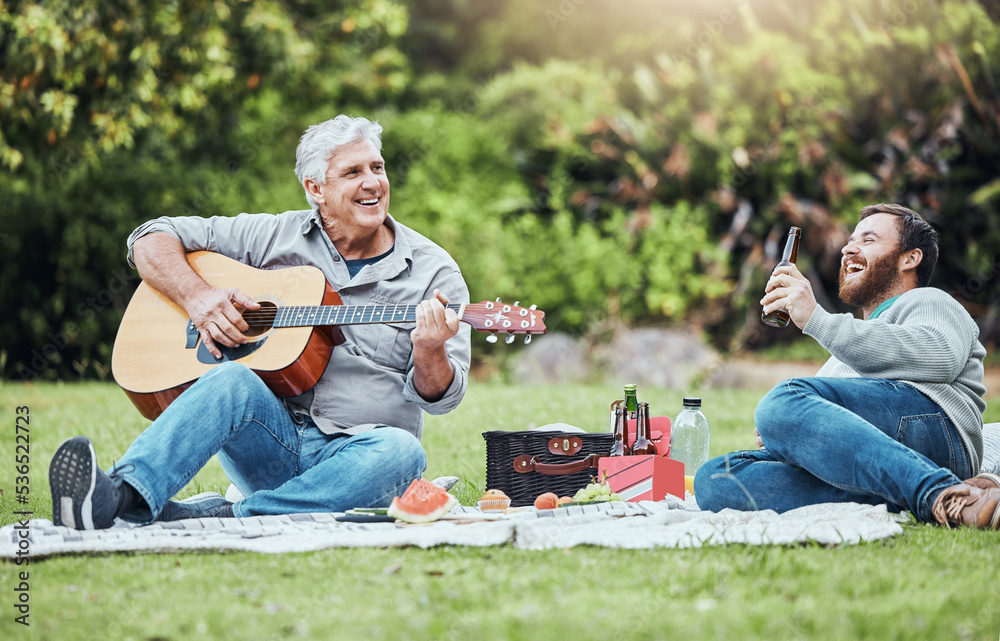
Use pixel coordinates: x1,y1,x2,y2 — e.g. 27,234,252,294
802,289,979,384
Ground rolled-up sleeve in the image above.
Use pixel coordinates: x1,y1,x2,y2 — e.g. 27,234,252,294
402,355,469,415
400,267,471,415
125,214,281,268
126,218,181,268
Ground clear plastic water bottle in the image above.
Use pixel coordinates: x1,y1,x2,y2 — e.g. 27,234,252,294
670,397,711,474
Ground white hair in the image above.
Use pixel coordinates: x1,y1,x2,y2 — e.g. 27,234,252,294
294,115,383,209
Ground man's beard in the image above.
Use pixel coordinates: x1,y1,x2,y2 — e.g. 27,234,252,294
838,247,903,309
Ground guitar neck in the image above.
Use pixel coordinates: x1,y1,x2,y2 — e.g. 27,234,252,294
269,303,467,328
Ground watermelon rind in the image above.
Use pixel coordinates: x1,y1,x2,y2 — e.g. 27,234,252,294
386,479,459,523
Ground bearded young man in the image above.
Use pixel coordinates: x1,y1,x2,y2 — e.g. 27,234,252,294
694,204,1000,529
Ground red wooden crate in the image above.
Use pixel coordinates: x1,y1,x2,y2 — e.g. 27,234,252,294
598,455,685,502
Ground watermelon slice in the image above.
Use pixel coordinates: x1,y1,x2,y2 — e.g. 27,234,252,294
387,478,458,523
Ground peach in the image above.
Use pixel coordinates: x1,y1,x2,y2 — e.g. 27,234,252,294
533,492,559,510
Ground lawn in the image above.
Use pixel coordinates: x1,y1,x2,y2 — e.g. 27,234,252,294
1,379,999,641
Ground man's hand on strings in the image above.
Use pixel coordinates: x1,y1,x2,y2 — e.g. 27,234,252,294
187,286,260,359
412,289,460,352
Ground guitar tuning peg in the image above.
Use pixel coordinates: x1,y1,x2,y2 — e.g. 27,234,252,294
505,333,515,344
486,334,498,344
513,300,520,307
524,335,532,345
495,297,502,303
529,304,537,310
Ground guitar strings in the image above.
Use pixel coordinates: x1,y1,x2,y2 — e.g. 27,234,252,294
237,304,463,326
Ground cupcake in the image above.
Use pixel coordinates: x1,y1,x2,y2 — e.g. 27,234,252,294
478,489,512,512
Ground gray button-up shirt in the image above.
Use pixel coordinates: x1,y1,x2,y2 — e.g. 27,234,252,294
126,209,471,440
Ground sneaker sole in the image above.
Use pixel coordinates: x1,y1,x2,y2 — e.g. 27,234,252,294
49,437,98,530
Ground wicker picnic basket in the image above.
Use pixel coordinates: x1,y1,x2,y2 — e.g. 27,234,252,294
482,430,614,506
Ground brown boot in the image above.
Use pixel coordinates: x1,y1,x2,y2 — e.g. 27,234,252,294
932,484,1000,529
964,472,1000,491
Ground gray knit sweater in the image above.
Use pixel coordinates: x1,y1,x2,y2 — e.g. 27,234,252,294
803,287,987,473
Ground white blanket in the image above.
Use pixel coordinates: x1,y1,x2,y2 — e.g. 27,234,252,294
0,498,905,558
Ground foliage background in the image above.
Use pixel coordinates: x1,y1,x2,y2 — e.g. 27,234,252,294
3,0,1000,381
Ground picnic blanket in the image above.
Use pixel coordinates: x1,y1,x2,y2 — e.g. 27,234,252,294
0,497,907,559
8,420,995,558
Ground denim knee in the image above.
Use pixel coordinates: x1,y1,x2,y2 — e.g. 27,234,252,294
693,455,731,512
197,362,270,399
753,378,802,442
370,428,427,479
199,361,257,386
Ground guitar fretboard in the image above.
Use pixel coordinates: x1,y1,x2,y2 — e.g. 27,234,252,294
272,304,466,328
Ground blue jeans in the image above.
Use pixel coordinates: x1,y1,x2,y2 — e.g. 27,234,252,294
693,377,973,523
113,362,427,523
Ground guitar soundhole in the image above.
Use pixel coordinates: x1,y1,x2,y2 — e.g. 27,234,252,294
243,301,277,338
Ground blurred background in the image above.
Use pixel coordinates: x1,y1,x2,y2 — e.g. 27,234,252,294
3,0,1000,384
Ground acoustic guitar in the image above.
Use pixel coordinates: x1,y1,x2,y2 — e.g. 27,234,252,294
112,251,546,420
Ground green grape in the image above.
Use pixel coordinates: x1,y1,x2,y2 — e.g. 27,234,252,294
599,485,611,496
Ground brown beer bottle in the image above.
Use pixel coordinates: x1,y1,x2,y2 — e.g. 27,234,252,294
761,226,802,328
610,406,629,457
631,402,657,456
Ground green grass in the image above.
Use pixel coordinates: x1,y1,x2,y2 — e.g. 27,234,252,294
752,337,832,364
2,380,1000,641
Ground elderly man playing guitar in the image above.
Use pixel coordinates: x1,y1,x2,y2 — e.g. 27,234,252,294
48,115,474,528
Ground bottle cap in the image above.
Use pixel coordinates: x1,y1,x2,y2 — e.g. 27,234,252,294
624,384,637,392
682,397,702,407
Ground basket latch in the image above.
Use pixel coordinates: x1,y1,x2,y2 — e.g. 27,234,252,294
547,436,583,456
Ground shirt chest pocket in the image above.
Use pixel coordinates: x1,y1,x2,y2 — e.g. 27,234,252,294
365,323,413,371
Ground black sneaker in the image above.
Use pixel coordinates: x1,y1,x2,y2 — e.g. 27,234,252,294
49,436,121,530
157,492,235,521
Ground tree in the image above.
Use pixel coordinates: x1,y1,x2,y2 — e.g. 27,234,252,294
0,0,411,380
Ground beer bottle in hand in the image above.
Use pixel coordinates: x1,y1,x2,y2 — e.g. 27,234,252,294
761,226,802,328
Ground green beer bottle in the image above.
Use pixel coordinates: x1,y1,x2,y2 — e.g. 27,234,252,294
624,384,639,419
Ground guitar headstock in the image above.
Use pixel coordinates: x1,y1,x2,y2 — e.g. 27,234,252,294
461,299,547,344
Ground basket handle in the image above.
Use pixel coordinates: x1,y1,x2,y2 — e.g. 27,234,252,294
512,453,600,475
